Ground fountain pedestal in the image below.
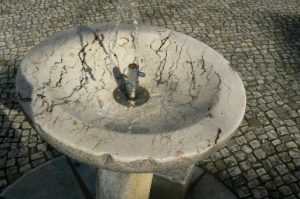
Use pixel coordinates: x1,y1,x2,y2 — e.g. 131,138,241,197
15,24,246,199
97,170,153,199
1,156,238,199
96,164,203,199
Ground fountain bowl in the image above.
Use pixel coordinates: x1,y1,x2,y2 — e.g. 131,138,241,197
16,24,246,172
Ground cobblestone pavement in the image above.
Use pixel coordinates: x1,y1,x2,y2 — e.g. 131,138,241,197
0,0,300,198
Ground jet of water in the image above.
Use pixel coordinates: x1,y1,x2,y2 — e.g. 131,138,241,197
108,0,141,71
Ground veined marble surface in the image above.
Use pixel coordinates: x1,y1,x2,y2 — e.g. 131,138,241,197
16,24,246,172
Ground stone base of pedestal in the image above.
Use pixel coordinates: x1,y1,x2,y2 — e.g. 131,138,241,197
1,156,237,199
96,169,153,199
150,165,204,199
1,156,86,199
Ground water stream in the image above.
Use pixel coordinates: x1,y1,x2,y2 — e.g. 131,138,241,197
108,0,141,71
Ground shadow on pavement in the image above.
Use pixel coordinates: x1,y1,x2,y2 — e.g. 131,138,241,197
271,14,300,74
0,58,61,193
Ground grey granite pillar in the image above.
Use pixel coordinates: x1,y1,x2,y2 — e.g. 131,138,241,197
96,169,153,199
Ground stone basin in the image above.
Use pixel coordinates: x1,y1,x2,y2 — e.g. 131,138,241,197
16,24,246,172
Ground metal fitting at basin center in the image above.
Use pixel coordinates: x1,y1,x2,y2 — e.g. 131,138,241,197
126,63,145,99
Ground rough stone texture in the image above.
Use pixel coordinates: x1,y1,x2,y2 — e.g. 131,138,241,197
15,23,245,172
0,0,300,198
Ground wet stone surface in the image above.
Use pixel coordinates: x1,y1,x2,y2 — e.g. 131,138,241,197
0,0,300,198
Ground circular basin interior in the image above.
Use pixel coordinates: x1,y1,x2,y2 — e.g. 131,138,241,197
21,24,223,134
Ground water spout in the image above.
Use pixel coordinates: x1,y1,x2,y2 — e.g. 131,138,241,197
126,63,145,99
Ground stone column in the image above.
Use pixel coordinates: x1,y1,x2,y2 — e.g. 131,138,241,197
96,169,153,199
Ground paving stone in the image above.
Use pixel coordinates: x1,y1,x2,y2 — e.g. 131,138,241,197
272,118,285,128
287,162,295,170
21,122,31,129
248,179,259,189
17,157,29,166
241,145,253,154
228,166,241,177
260,174,271,182
293,159,300,167
215,159,226,170
219,148,230,158
235,136,247,145
266,130,278,140
224,156,238,166
239,161,251,171
289,183,300,194
289,149,300,159
236,186,250,198
244,169,257,181
21,130,30,137
254,149,266,160
288,126,299,134
289,110,298,118
247,153,257,163
276,143,288,152
0,179,7,187
284,119,296,127
282,173,297,184
251,186,268,199
272,139,281,146
6,158,15,167
279,152,292,162
295,171,300,180
244,131,256,141
278,185,293,196
17,148,28,157
7,149,18,159
227,140,240,153
252,162,263,169
19,164,31,173
250,140,260,149
37,143,48,152
266,110,277,118
0,170,5,178
277,126,289,136
261,142,275,155
234,151,246,162
274,176,284,187
218,170,230,181
256,168,266,176
247,118,260,127
44,150,54,160
7,166,18,175
270,191,281,199
30,152,44,161
275,164,289,176
265,181,276,190
231,174,245,187
281,135,293,143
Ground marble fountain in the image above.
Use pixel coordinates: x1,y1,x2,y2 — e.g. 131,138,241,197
12,23,246,199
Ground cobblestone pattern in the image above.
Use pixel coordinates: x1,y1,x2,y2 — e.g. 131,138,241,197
0,0,300,198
